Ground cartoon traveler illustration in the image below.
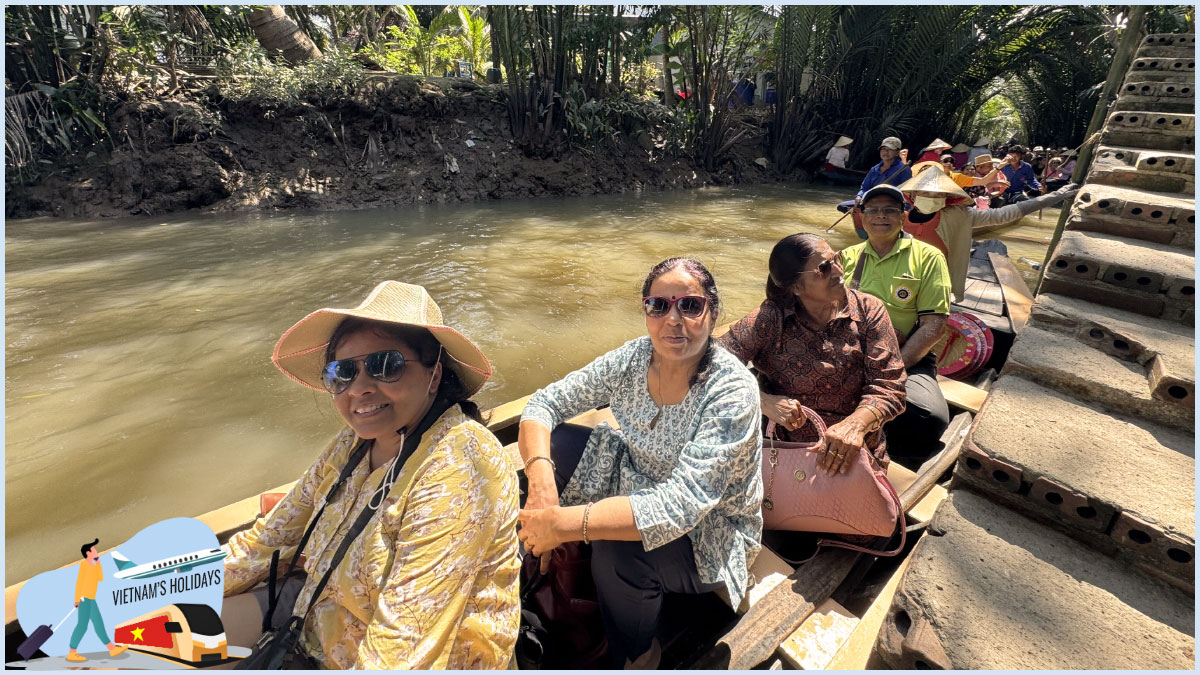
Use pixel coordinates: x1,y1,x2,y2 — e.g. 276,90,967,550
66,538,129,663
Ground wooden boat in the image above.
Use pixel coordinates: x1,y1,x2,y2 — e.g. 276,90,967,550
820,162,867,185
5,263,1031,667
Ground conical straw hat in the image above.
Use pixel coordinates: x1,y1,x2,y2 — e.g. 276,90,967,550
272,281,492,396
950,142,971,152
834,135,854,148
921,138,952,153
898,163,969,198
974,137,992,147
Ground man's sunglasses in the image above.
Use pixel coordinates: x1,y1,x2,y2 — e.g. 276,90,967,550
322,350,407,394
940,158,956,165
642,295,709,318
800,258,838,277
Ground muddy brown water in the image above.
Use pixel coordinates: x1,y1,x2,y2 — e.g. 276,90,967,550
4,183,1057,582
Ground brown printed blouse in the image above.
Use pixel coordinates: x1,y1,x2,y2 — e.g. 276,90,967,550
717,289,907,460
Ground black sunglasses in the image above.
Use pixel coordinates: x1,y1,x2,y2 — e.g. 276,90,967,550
800,258,837,277
322,350,407,394
642,295,708,318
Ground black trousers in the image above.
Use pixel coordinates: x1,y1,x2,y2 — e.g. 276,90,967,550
884,355,950,470
542,423,721,667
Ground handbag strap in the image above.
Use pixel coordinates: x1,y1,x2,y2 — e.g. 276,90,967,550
848,246,869,291
262,438,371,632
815,475,906,557
296,397,455,623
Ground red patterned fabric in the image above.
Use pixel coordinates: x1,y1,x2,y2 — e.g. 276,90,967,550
718,290,907,460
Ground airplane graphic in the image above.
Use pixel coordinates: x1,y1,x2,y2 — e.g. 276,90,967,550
111,549,227,580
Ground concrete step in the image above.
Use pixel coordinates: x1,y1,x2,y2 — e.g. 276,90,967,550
1113,80,1194,114
1087,145,1194,193
1029,293,1195,410
1068,183,1193,248
876,491,1194,669
1100,110,1194,151
1139,33,1195,54
956,374,1194,589
1041,229,1193,323
1003,323,1193,432
1127,47,1196,83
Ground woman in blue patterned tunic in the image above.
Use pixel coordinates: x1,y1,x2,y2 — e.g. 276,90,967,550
516,257,763,668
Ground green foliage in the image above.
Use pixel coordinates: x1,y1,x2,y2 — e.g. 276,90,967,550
217,43,367,107
562,85,679,151
620,60,661,97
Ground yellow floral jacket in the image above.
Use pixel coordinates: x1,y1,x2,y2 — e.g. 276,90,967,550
222,406,520,669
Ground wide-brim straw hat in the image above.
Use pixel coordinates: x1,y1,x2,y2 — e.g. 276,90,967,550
950,142,971,152
921,138,952,153
898,163,970,198
834,135,854,148
272,281,492,396
972,153,994,167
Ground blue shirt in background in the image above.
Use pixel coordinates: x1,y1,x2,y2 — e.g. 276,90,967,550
1001,160,1041,195
856,160,913,200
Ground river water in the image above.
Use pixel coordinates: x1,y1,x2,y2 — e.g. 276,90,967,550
5,183,1057,581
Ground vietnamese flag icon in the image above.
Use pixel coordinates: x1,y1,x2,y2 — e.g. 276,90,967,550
114,613,175,649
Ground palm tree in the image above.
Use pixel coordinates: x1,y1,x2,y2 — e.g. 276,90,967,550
398,5,458,76
248,5,322,64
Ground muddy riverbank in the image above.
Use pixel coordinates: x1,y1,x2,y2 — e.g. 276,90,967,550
6,76,791,220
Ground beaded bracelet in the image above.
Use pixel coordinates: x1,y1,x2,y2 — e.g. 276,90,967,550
581,502,594,544
523,455,556,472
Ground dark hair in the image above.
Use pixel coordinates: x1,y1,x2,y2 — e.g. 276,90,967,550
81,538,98,558
323,318,483,423
1009,144,1027,156
765,233,824,309
641,257,720,388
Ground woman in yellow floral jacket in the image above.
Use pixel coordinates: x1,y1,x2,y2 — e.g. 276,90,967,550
220,281,520,669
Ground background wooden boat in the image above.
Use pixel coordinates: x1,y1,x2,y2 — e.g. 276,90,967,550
820,162,868,185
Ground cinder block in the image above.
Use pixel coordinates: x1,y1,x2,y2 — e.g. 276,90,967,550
958,440,1023,493
1112,511,1195,585
1028,476,1117,533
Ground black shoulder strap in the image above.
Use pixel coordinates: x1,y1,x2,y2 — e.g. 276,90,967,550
849,246,869,290
297,398,456,622
262,437,371,632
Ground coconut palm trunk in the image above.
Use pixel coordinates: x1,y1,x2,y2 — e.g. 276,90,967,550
248,6,321,64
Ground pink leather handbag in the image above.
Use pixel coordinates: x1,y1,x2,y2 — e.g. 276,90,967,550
760,407,905,555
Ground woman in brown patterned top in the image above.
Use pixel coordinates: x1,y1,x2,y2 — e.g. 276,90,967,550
718,233,907,474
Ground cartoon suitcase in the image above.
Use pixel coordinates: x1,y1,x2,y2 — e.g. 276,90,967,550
16,607,76,661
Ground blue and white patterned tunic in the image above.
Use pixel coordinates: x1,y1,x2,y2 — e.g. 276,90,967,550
521,336,763,607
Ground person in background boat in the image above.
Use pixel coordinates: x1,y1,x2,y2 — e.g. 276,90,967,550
898,162,1080,303
517,258,762,669
825,135,853,169
219,281,519,669
949,142,971,169
1047,154,1075,191
916,138,952,164
940,154,1003,192
836,184,950,468
965,137,992,166
837,136,911,215
718,233,907,479
999,144,1043,203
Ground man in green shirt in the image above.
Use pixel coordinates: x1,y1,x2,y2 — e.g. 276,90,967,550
838,184,951,467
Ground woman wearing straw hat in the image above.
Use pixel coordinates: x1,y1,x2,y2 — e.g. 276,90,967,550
916,138,953,164
898,163,1080,301
825,135,853,168
220,281,519,669
516,257,762,669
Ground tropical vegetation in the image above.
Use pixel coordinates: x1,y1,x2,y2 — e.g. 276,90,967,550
6,4,1194,187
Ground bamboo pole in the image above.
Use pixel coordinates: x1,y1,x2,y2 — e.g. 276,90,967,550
1035,6,1146,293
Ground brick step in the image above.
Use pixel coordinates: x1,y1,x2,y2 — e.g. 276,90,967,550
1041,230,1193,324
956,374,1194,589
1113,80,1193,114
1101,110,1194,151
1003,323,1193,432
1029,293,1194,409
876,491,1194,669
1087,145,1194,193
1126,50,1196,82
1137,33,1195,55
1068,183,1193,248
